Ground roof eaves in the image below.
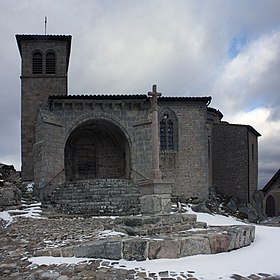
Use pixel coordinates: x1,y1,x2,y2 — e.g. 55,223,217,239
262,168,280,192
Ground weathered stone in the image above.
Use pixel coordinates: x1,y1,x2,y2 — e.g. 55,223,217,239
148,239,180,259
61,246,74,257
180,213,197,223
180,236,211,257
191,203,212,214
51,248,62,257
160,213,182,225
158,271,169,277
40,270,60,279
74,240,122,260
226,198,238,212
122,239,148,261
57,276,69,280
207,233,231,254
140,194,171,215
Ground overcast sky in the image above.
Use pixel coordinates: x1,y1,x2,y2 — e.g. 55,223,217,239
0,0,280,188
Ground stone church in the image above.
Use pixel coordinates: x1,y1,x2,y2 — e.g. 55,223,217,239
16,34,261,215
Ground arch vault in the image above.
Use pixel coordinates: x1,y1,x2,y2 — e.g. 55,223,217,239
64,119,131,181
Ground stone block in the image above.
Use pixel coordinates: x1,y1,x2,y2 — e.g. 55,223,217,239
139,180,172,195
207,233,231,254
73,240,121,260
148,239,180,259
122,238,148,261
160,213,182,225
225,228,239,251
140,194,171,214
180,236,211,257
181,213,197,223
61,246,74,257
50,248,62,257
239,226,255,247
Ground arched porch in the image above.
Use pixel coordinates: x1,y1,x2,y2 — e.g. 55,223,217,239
64,119,131,181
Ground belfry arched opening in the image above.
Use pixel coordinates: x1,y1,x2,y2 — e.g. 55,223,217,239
64,120,130,181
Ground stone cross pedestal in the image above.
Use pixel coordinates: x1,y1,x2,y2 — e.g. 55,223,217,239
139,85,173,215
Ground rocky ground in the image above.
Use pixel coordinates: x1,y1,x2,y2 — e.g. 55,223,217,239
1,198,280,280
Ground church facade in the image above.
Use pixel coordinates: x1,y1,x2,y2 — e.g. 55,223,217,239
16,34,261,208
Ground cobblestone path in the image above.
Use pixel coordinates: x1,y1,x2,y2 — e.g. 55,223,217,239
0,202,279,280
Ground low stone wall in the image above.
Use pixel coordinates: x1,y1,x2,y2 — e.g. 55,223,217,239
35,224,255,261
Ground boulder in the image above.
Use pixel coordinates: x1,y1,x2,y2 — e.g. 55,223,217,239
0,183,22,208
122,239,148,261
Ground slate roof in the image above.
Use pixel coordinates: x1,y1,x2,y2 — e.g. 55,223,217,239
262,168,280,192
207,107,224,119
49,94,212,103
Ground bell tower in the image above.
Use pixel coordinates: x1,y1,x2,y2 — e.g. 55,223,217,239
16,34,72,181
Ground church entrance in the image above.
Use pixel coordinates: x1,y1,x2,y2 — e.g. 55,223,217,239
74,137,96,180
265,195,275,217
65,119,130,181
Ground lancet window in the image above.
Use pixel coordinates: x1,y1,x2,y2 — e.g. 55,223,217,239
46,52,56,74
32,52,43,74
159,109,178,151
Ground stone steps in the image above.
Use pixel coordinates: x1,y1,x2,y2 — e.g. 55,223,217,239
42,179,141,216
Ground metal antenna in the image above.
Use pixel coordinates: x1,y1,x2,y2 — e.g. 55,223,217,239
44,16,47,35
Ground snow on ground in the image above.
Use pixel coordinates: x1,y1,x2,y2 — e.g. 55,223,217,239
0,201,43,227
28,256,91,266
2,203,280,279
0,211,13,227
115,211,280,279
29,211,280,279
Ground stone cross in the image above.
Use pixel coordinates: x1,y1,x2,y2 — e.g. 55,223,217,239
148,84,162,180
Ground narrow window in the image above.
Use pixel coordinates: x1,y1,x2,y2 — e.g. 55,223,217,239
160,111,177,151
167,119,174,149
252,144,255,160
160,120,167,150
46,52,56,74
32,52,42,74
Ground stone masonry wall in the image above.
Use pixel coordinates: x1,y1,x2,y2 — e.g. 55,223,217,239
159,101,209,201
212,123,249,204
19,39,69,181
34,98,210,201
248,130,258,203
33,99,153,197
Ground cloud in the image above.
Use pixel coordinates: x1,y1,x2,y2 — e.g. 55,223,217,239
0,0,280,187
211,31,280,113
209,29,280,187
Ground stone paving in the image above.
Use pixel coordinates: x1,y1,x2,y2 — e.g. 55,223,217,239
0,201,280,280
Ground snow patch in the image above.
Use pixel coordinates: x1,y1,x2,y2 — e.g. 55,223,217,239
28,256,91,266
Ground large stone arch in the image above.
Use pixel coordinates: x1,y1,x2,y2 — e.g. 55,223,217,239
64,118,131,181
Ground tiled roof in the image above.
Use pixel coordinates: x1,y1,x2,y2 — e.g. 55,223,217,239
159,96,211,103
262,168,280,192
49,94,148,101
207,107,224,119
49,94,212,103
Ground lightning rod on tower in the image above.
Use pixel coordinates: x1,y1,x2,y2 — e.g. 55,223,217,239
45,17,47,35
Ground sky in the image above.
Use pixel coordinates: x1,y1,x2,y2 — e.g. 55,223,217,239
0,0,280,188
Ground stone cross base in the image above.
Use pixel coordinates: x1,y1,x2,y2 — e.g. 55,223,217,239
139,179,173,214
140,194,171,214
